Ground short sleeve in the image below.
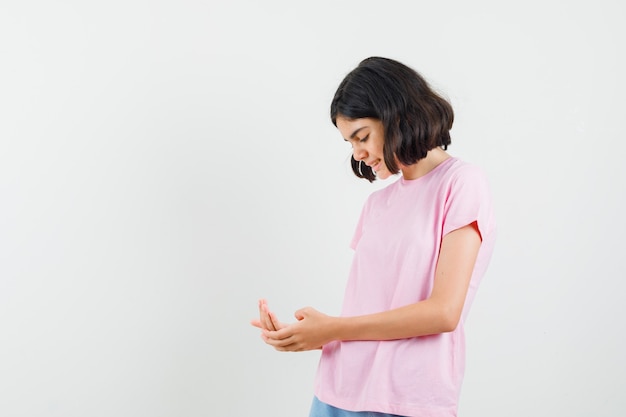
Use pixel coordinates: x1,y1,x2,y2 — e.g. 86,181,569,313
442,165,495,240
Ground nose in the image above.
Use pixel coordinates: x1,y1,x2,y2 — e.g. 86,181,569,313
352,145,367,161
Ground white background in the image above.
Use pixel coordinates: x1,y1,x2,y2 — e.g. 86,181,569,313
1,1,625,416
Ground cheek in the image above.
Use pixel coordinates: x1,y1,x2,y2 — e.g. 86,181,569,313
372,142,384,156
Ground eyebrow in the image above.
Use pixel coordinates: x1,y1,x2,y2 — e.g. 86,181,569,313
343,126,368,142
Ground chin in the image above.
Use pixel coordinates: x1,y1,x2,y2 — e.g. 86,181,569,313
376,170,393,180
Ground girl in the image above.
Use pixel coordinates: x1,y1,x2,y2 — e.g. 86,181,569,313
252,57,496,417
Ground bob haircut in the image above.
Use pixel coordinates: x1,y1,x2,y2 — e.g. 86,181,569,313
331,57,454,182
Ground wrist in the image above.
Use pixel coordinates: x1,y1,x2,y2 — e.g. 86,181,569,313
327,315,348,342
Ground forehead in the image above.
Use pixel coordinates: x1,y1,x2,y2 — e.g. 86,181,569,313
336,116,381,139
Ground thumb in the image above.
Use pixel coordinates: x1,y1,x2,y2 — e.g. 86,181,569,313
294,307,310,321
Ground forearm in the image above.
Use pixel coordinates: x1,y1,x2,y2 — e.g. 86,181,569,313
257,299,460,352
329,299,459,342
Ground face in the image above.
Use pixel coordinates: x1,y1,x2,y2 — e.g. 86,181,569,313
336,116,394,180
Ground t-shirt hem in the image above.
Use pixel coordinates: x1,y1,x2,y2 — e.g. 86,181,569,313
315,392,458,417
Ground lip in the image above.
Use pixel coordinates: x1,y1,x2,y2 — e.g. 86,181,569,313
366,159,382,171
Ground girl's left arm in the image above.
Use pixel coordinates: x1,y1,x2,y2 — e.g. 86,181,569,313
262,222,481,352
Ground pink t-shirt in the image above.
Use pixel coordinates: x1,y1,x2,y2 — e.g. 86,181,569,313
313,157,496,417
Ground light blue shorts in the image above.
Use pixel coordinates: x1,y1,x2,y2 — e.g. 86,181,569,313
309,396,405,417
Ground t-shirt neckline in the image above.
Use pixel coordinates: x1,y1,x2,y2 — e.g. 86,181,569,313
399,156,456,185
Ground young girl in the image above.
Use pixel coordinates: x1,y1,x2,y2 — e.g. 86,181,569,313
252,57,496,417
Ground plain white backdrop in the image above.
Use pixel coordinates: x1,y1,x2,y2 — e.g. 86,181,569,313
1,1,625,416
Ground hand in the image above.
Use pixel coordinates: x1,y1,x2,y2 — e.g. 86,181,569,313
262,307,333,352
250,299,284,331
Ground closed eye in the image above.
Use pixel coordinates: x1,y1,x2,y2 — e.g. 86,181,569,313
359,134,369,143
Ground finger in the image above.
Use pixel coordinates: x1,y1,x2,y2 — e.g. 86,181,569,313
257,303,267,330
268,311,280,330
264,334,294,349
263,304,278,331
258,301,275,330
263,329,299,348
273,341,304,352
262,330,307,352
250,319,263,329
261,300,277,331
261,330,284,343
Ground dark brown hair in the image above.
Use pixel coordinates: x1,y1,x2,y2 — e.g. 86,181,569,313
331,57,454,182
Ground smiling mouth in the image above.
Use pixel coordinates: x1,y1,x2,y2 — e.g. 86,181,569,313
367,159,382,171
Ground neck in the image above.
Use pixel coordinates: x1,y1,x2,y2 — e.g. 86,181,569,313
400,148,451,180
